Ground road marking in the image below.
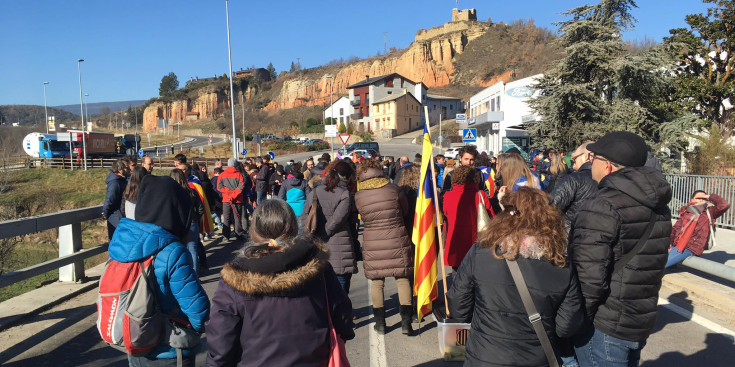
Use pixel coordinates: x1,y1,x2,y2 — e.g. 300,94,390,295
368,279,388,367
658,297,735,341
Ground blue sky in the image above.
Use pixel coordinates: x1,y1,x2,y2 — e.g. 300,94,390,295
0,0,710,107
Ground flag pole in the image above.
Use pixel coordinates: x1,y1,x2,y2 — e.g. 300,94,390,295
424,106,450,316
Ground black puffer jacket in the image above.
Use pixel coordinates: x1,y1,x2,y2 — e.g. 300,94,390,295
448,243,584,367
550,162,597,233
571,166,672,342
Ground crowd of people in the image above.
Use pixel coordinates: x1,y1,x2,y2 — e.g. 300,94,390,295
99,130,728,367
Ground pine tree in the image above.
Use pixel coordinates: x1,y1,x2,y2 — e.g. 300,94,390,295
266,62,277,80
290,62,296,73
666,0,735,131
528,0,677,150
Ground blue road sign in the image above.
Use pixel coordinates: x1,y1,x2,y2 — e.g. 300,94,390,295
241,149,247,156
138,149,144,158
268,151,275,160
462,128,477,143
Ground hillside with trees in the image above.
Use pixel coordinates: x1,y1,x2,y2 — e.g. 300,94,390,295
0,105,79,127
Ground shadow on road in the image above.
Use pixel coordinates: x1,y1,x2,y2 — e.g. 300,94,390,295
641,333,735,367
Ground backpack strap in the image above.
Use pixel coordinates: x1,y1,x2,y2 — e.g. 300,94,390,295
613,212,657,275
506,259,559,367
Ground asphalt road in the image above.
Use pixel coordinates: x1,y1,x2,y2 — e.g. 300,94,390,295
0,231,733,367
140,135,228,156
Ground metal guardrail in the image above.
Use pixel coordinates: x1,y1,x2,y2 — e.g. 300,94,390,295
664,174,735,229
0,205,105,288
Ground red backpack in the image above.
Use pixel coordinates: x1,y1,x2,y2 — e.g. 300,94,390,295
96,256,166,356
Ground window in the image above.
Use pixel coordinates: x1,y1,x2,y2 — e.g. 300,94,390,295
433,104,437,110
387,117,390,121
491,99,495,111
339,108,344,115
375,119,380,122
387,91,393,94
450,105,453,110
340,117,344,124
386,79,393,87
497,96,501,110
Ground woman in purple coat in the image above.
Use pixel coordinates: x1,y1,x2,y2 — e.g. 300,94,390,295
206,199,354,366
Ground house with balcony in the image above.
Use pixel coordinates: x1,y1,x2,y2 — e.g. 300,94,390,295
371,90,422,138
347,73,420,131
323,96,352,126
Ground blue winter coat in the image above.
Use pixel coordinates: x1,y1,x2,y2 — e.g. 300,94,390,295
108,218,211,359
103,171,127,227
278,177,310,216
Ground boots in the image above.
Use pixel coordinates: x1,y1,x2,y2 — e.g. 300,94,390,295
400,305,414,336
373,307,386,334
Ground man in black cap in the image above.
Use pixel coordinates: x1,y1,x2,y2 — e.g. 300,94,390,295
570,131,672,366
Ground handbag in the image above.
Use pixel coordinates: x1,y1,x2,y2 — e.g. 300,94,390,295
305,190,320,234
323,277,351,367
506,259,559,367
477,191,491,233
705,209,717,250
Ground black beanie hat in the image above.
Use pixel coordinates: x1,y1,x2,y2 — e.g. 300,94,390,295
587,131,648,167
135,175,192,239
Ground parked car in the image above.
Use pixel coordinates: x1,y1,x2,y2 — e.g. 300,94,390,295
342,142,380,156
348,149,378,159
445,147,461,159
294,137,310,144
305,139,330,148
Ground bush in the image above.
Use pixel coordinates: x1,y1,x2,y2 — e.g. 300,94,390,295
306,118,318,127
289,121,299,128
215,119,226,131
338,121,346,133
358,133,373,142
264,141,300,151
300,124,324,134
308,142,330,151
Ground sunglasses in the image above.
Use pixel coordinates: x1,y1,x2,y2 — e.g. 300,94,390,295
571,153,584,161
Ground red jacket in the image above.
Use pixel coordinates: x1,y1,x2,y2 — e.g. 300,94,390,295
671,194,730,256
442,183,491,267
217,167,245,204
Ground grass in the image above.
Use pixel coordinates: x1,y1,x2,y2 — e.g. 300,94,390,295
0,167,110,302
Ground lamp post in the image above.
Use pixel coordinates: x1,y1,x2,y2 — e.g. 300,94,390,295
43,82,49,134
325,74,334,157
84,93,89,130
77,58,88,170
225,0,238,160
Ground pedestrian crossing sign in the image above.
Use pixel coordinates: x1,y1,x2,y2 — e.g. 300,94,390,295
462,128,477,143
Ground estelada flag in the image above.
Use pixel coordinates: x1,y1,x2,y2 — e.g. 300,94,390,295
412,121,438,322
188,181,215,234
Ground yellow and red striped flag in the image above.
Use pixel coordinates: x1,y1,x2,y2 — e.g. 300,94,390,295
412,121,438,322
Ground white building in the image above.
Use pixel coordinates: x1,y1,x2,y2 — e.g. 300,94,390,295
323,96,352,126
466,74,543,156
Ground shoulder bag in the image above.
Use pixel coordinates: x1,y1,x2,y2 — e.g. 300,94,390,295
305,190,320,234
613,212,657,275
323,276,351,367
506,259,559,367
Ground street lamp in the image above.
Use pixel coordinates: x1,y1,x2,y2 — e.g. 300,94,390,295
225,0,238,160
77,58,88,170
325,74,334,157
43,82,49,134
84,93,89,130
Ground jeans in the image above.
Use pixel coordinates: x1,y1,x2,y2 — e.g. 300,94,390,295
665,247,694,268
561,355,579,367
575,327,646,367
127,355,194,367
256,191,267,206
186,221,199,275
221,202,244,238
336,274,352,295
211,212,222,228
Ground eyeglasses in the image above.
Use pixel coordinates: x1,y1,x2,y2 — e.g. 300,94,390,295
590,153,609,163
571,153,584,162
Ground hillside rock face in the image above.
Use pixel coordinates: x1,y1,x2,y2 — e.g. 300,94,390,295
143,92,229,132
265,18,491,110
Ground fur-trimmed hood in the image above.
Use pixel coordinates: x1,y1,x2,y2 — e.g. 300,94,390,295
221,239,329,296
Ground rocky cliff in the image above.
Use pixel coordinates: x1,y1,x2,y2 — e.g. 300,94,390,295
264,19,492,110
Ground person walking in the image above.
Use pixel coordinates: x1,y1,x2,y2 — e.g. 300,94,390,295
442,165,492,270
354,160,414,336
210,167,224,230
666,190,730,267
206,199,354,366
170,169,205,275
550,142,597,234
447,187,584,367
571,131,672,366
255,156,273,205
109,175,210,367
103,159,129,240
121,166,148,220
277,162,311,222
301,160,357,294
218,158,247,240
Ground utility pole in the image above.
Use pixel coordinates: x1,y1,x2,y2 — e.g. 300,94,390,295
383,32,388,54
241,93,246,148
296,57,301,71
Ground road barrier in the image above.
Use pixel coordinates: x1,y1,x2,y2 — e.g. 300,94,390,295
0,206,105,288
664,174,735,229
